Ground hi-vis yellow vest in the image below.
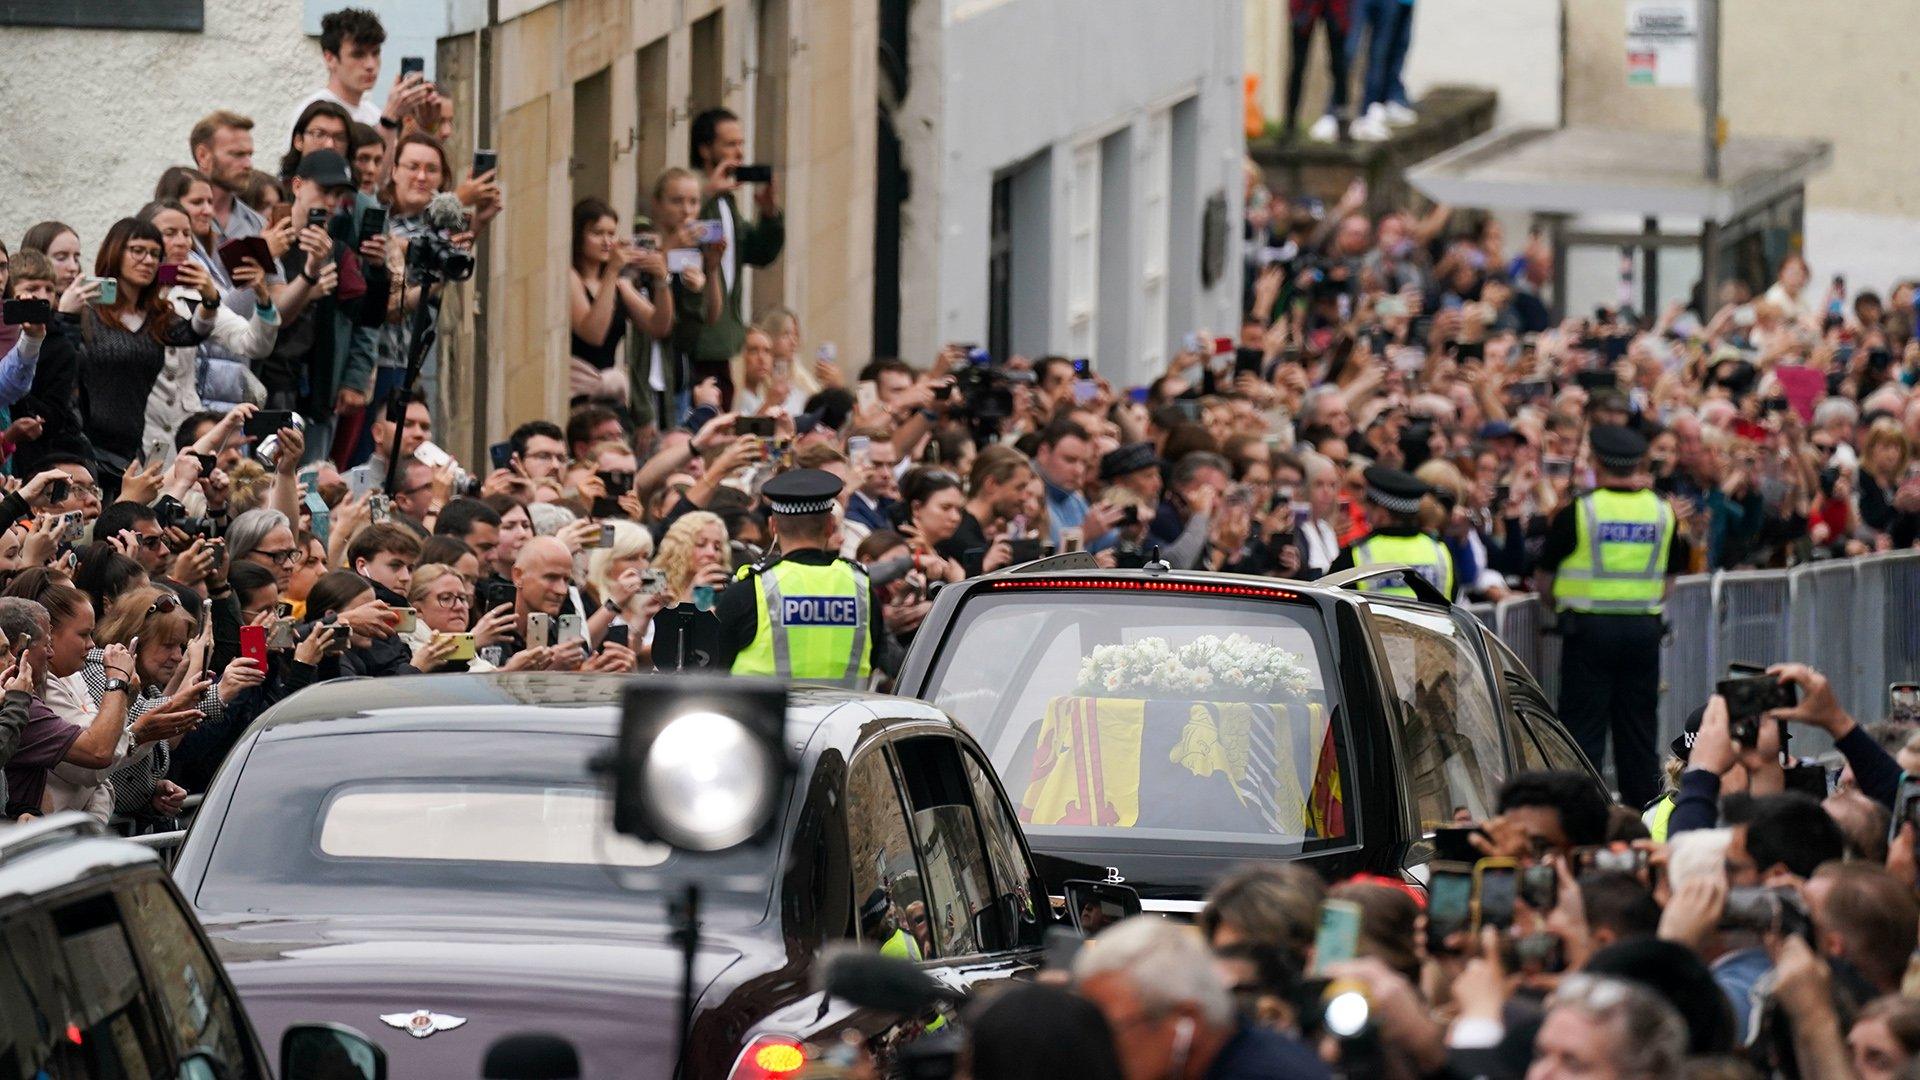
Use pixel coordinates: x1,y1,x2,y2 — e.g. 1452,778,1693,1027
730,558,872,685
1554,489,1673,615
1353,533,1455,599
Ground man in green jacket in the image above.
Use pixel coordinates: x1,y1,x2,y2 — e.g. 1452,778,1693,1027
685,108,785,403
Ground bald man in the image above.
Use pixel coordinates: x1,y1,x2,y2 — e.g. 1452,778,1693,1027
511,537,584,670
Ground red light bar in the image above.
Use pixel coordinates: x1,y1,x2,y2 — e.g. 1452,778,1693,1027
989,578,1300,601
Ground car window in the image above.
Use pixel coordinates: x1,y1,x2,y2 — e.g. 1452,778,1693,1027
120,878,258,1077
846,748,932,961
49,891,174,1076
319,783,667,866
920,588,1350,855
0,910,92,1077
894,736,1005,957
962,749,1046,950
1525,703,1592,775
199,731,777,926
1366,605,1508,831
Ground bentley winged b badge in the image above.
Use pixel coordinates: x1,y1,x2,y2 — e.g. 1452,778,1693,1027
380,1009,468,1038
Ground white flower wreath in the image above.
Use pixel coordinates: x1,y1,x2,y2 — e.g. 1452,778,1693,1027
1075,634,1312,699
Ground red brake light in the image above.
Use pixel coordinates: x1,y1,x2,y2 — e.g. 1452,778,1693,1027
729,1034,807,1080
989,577,1299,601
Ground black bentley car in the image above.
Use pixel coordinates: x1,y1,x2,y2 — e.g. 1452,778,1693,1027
895,557,1605,911
168,674,1049,1078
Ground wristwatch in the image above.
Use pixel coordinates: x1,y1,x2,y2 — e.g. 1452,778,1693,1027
103,678,131,696
379,116,400,131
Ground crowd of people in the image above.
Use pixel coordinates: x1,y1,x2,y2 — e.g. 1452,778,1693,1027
2,3,1920,1073
962,669,1920,1079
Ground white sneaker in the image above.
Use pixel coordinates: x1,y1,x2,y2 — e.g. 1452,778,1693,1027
1308,114,1339,142
1385,101,1419,126
1351,106,1391,142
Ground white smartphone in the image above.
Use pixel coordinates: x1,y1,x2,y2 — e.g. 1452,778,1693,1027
526,612,553,647
556,614,585,645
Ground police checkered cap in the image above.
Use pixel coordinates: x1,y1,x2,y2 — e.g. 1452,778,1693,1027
761,468,843,516
1362,465,1429,516
1591,425,1649,472
768,495,834,515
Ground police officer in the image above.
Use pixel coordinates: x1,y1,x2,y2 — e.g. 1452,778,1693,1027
1538,425,1689,809
716,468,886,684
1327,466,1457,600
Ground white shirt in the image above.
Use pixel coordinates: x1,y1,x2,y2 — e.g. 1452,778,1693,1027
717,197,738,295
41,671,136,820
290,86,383,132
1301,517,1341,573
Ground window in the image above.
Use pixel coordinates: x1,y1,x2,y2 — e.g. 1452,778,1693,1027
988,172,1014,362
0,1,202,31
895,737,1004,957
847,750,930,959
1507,695,1553,771
121,879,259,1077
1066,143,1101,358
922,589,1348,853
962,749,1046,949
1527,706,1594,775
319,784,668,866
0,911,89,1077
1367,606,1509,831
51,892,173,1075
1138,109,1173,373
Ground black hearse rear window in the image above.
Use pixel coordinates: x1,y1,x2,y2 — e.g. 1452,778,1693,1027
923,588,1349,851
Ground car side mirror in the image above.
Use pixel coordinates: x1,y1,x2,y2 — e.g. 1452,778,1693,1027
282,1022,387,1080
1062,879,1142,936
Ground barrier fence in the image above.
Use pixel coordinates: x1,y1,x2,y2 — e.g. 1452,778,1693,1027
1475,550,1920,759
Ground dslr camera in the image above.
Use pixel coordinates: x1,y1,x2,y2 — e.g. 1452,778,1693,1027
407,230,475,283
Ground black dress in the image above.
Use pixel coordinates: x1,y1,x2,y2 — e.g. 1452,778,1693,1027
571,281,628,371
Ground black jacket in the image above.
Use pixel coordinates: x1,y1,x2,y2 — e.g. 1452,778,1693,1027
10,314,95,477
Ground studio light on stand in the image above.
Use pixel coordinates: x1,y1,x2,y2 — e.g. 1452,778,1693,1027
598,675,795,1070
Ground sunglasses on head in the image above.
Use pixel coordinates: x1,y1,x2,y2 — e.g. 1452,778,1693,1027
146,592,180,617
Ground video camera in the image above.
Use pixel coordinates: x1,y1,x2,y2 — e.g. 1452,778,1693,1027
949,349,1034,444
407,192,477,283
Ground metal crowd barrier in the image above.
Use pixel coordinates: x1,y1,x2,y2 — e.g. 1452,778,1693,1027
1493,595,1560,704
1464,602,1496,632
1658,576,1714,748
1476,551,1920,752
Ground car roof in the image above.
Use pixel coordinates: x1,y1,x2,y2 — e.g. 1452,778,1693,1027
0,813,159,910
966,560,1436,612
251,672,957,750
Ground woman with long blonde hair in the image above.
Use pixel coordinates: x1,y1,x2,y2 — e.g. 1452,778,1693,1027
653,510,732,605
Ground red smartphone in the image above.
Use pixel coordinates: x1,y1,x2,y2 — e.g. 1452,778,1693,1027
1212,336,1233,355
155,265,180,287
238,624,268,667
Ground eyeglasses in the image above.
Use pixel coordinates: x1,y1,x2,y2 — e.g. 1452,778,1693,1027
137,535,166,551
127,247,163,264
429,591,470,608
252,548,301,567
